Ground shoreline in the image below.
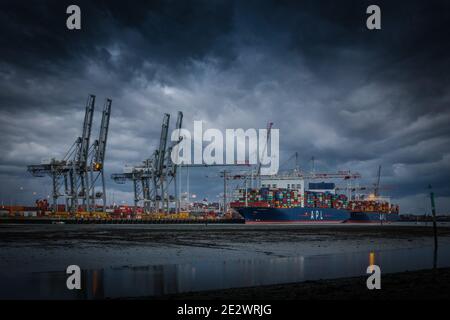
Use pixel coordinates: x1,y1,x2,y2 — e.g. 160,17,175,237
1,224,450,273
151,267,450,300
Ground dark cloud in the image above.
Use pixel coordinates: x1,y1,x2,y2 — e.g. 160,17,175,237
0,0,449,214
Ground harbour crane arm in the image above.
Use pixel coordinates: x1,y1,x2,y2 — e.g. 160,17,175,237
77,94,95,168
93,98,112,170
374,165,382,197
168,111,183,177
156,113,170,177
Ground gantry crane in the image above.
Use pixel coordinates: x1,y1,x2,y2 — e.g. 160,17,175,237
111,111,251,214
111,112,179,214
154,113,170,212
88,98,112,211
111,162,152,211
28,95,112,214
166,112,183,213
73,94,95,210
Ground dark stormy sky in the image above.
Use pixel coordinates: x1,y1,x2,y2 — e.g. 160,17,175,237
0,0,449,214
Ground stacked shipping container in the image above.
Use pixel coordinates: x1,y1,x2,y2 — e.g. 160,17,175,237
231,188,396,213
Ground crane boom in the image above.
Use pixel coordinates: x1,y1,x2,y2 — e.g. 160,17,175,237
157,113,170,177
77,94,95,167
374,165,382,197
170,111,183,177
94,98,112,168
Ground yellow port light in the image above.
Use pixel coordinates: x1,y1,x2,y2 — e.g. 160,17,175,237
94,163,102,171
369,252,376,271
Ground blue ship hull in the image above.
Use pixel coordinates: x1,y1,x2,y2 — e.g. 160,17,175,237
236,207,350,223
236,207,400,223
348,211,400,223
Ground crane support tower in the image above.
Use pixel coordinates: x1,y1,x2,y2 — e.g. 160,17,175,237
112,112,183,214
88,98,112,212
27,95,112,214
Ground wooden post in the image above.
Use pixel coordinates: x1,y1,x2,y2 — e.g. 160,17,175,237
429,185,438,270
223,170,227,215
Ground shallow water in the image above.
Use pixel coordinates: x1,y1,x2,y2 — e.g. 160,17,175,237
0,244,449,299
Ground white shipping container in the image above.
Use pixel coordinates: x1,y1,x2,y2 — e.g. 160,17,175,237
123,166,133,173
23,211,38,217
41,158,52,165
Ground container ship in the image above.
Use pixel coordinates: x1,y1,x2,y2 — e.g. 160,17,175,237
230,177,399,223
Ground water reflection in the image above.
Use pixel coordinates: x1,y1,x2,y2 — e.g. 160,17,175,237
1,245,449,299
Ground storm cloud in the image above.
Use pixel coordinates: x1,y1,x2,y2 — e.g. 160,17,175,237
0,0,449,214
